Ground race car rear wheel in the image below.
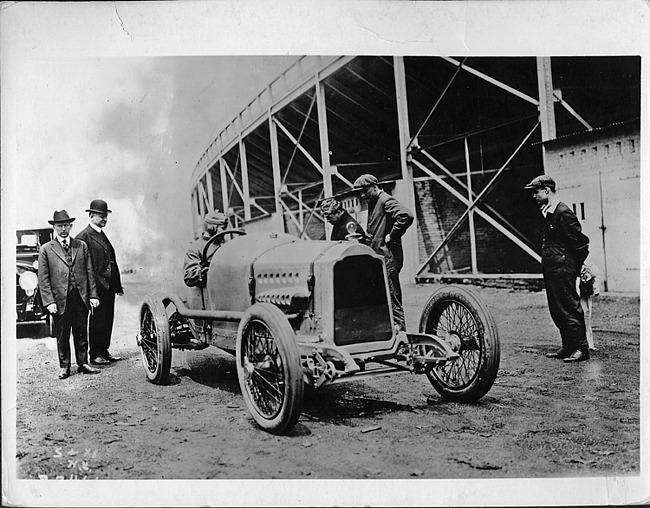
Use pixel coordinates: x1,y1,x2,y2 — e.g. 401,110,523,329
419,286,500,402
139,294,171,385
236,303,303,435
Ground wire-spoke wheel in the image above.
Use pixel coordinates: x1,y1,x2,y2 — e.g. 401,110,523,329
236,304,303,434
139,294,171,384
419,286,500,401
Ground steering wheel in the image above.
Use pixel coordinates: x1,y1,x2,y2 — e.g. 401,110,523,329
200,229,246,266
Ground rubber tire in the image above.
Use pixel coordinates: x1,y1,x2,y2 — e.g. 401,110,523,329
139,294,172,385
418,285,500,402
236,303,304,435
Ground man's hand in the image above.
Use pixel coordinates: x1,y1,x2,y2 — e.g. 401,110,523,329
385,233,392,245
117,291,124,297
90,298,100,309
47,303,57,314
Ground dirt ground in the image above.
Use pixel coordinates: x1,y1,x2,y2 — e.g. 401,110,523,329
14,273,640,482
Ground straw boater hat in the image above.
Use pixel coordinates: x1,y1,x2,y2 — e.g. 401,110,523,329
48,210,75,225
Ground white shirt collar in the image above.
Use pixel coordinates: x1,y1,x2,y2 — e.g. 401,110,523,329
541,195,560,218
55,233,70,246
90,223,103,233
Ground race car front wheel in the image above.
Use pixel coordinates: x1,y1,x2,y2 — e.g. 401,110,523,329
419,286,500,402
236,303,303,435
139,294,171,385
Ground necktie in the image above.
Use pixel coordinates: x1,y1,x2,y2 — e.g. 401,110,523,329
62,240,69,251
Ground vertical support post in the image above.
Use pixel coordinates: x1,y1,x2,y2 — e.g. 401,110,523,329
298,189,304,229
219,159,229,216
465,137,478,274
198,180,207,218
205,169,214,211
269,113,284,232
316,76,332,239
239,137,252,221
536,57,557,171
393,56,418,283
191,189,199,238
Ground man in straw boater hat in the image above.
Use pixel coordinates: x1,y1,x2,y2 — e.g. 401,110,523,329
76,199,124,365
524,175,590,363
37,210,101,379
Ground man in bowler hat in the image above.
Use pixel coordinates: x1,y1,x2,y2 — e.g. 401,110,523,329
38,210,101,379
76,199,124,365
525,175,590,362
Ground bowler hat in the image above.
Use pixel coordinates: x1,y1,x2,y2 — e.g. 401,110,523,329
524,175,556,192
48,210,75,224
86,199,112,214
353,174,379,189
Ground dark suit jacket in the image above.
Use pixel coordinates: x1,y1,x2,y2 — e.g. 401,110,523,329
38,238,99,315
76,225,123,296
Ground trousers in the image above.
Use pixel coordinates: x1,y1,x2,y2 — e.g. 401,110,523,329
55,287,89,368
385,249,406,331
544,272,588,352
89,292,116,359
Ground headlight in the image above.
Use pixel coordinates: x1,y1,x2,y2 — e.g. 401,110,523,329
32,260,39,270
19,271,38,295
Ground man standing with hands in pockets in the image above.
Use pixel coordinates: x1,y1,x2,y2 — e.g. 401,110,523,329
38,210,101,379
525,175,590,363
76,199,124,365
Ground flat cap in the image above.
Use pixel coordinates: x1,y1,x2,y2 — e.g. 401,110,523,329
524,175,556,191
353,174,379,189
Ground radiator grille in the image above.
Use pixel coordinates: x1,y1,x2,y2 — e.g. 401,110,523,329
333,255,392,346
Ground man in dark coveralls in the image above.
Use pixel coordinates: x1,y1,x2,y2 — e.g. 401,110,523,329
353,174,414,332
525,175,590,363
76,199,124,365
38,210,101,379
320,197,368,243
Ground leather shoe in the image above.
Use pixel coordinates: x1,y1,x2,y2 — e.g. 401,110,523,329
563,350,589,363
546,349,571,359
90,357,110,365
78,364,101,374
105,354,122,362
58,368,71,379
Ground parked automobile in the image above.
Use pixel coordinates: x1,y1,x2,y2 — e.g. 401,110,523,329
16,228,54,336
137,230,501,434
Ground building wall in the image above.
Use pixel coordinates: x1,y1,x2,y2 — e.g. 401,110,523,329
544,123,640,293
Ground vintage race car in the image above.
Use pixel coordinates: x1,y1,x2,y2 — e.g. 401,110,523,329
16,228,54,335
137,230,500,434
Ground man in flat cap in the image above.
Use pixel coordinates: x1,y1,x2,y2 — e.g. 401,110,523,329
320,197,368,243
38,210,101,379
76,199,124,365
525,175,590,362
183,210,231,288
353,174,414,333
